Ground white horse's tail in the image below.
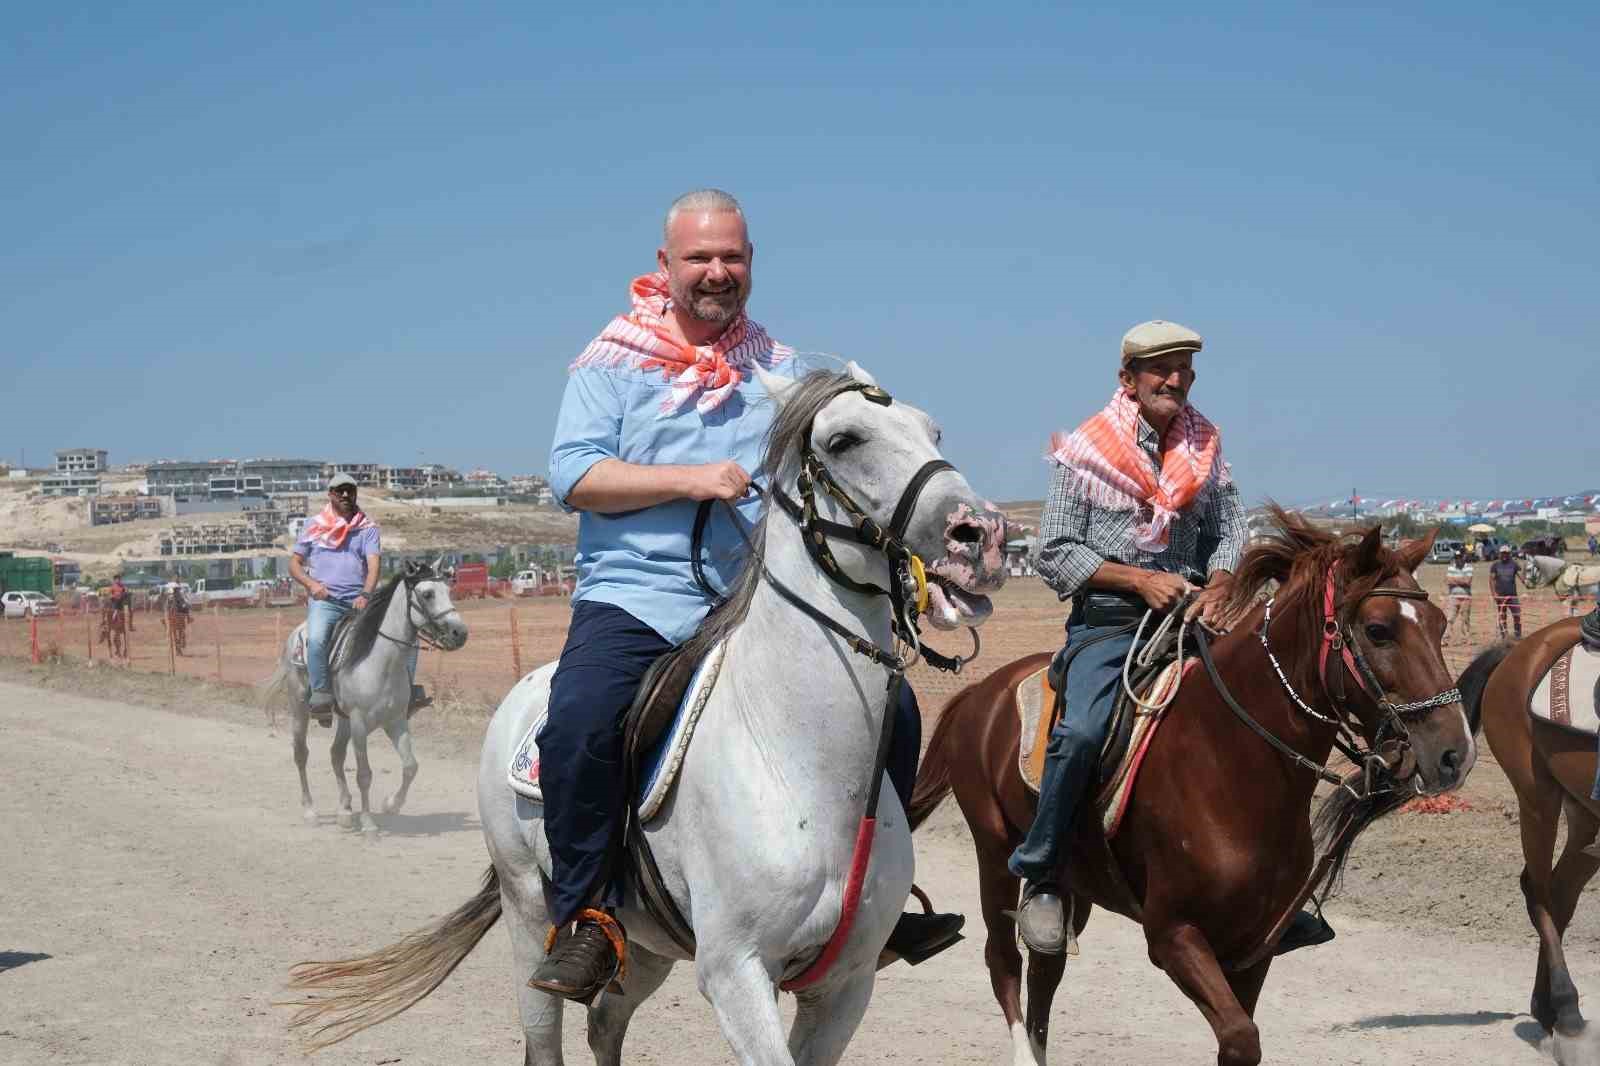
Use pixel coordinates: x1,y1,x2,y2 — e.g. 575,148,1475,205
282,865,503,1050
260,650,296,729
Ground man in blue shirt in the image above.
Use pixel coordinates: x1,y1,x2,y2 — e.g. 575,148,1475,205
531,189,961,1001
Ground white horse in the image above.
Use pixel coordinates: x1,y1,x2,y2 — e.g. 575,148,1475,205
1523,554,1600,616
284,365,1008,1063
265,560,468,832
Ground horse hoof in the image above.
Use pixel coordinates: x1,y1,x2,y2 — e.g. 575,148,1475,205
361,822,380,837
301,808,318,826
336,810,355,830
382,795,402,815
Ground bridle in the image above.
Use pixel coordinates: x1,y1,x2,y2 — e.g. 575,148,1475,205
374,569,460,652
693,380,981,676
1254,567,1461,794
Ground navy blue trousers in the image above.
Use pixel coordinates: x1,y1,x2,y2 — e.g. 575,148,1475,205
539,599,923,926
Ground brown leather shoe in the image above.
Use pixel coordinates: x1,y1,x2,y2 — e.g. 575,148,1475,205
527,914,624,1005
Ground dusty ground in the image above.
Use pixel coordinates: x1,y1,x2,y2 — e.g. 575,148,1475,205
3,657,1600,1066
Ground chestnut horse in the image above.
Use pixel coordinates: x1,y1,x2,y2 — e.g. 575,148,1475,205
1467,618,1597,1036
907,513,1477,1066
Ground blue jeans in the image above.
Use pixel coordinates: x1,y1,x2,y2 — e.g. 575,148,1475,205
539,599,924,927
306,597,417,692
1009,620,1138,884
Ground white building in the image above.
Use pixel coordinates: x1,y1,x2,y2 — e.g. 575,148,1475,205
55,448,108,474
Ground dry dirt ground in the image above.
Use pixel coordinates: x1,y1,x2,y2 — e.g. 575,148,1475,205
4,658,1600,1066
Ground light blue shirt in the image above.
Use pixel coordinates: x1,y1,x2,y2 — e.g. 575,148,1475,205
549,356,801,644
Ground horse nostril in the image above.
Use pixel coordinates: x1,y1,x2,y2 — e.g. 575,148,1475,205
949,521,983,547
1441,749,1461,775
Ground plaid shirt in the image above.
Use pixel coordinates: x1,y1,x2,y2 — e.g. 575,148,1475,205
1034,416,1247,601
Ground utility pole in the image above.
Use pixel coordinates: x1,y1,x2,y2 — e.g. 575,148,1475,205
1352,487,1360,521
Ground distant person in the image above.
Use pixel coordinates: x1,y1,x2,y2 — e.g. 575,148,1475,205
1489,544,1523,639
1443,549,1474,645
1587,533,1597,558
289,473,424,713
107,574,133,632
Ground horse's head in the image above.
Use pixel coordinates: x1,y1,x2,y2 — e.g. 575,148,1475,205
1326,525,1475,794
401,559,468,650
759,363,1007,631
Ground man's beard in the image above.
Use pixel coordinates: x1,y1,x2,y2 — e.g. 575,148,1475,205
669,276,746,325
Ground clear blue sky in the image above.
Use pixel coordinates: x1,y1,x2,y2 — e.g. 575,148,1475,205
5,3,1596,506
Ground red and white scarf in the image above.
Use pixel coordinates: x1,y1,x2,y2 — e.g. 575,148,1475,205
1049,390,1229,553
302,504,373,550
570,272,792,415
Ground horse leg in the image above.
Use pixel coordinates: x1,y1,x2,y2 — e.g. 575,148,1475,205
787,970,876,1066
351,723,380,834
1224,956,1272,1017
499,863,566,1065
1537,797,1600,1034
1020,896,1086,1066
1517,761,1571,1032
292,705,316,825
331,717,355,829
585,944,675,1066
1145,920,1262,1066
380,718,419,815
697,951,794,1065
972,833,1032,1064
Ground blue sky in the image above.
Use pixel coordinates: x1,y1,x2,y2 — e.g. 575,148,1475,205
4,3,1596,506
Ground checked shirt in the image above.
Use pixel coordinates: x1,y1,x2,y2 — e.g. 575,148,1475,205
1034,416,1248,601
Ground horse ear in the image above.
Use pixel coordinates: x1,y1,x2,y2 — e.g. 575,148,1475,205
1353,524,1385,574
1395,527,1435,574
754,366,799,407
844,360,878,386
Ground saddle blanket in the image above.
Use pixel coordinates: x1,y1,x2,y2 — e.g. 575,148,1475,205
508,639,727,823
1016,657,1192,838
1530,642,1600,735
288,619,356,675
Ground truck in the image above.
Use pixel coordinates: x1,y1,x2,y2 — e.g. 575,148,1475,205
451,562,490,599
189,578,260,607
0,552,54,596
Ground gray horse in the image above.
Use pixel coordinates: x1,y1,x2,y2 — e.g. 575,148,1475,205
265,561,468,833
1523,553,1600,616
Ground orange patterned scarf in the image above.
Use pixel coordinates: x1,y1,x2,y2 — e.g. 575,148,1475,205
302,504,373,550
570,272,791,414
1049,390,1227,552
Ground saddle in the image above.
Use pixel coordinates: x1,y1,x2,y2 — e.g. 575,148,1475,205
1529,639,1600,736
289,615,360,676
1016,625,1193,838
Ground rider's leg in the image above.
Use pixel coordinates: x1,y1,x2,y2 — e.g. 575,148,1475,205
529,600,672,1002
1009,621,1135,953
305,598,350,707
1511,595,1524,639
882,682,965,965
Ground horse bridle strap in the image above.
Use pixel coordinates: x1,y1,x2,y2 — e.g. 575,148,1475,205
1316,570,1461,727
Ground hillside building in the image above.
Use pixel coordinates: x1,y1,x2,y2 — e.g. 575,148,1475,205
55,448,108,474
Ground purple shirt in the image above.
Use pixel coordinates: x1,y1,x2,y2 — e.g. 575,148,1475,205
293,522,380,603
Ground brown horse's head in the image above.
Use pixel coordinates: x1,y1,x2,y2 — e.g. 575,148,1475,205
1226,507,1476,796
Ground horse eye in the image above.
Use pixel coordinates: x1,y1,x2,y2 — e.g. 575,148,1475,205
826,433,863,454
1364,622,1393,644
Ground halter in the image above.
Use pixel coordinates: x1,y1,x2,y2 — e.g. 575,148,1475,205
374,569,459,652
1256,566,1461,792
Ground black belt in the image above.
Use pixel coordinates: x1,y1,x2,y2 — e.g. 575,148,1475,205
1073,591,1150,629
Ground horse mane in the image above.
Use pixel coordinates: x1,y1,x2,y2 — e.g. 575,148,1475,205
340,570,413,668
1220,503,1438,900
675,369,864,666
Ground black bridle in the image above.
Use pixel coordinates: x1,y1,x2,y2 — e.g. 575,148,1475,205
692,380,981,675
374,568,460,652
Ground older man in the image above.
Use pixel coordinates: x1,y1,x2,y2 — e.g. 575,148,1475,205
533,189,961,1002
1013,321,1264,953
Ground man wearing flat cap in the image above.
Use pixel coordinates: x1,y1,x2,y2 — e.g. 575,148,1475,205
289,472,422,715
1010,320,1263,952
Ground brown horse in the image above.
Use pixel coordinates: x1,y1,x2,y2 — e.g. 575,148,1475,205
907,511,1477,1066
1466,618,1597,1036
98,602,129,659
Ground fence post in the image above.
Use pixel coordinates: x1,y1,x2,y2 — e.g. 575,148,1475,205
274,608,282,652
214,603,223,682
30,612,40,664
86,606,94,661
56,604,65,652
166,607,177,675
509,605,524,682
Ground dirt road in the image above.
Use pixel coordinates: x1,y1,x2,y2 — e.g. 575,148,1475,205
2,677,1595,1065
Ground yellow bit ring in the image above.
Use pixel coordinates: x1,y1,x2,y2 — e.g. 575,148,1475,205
909,554,930,613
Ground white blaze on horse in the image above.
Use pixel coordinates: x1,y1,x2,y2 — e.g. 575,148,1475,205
1523,554,1600,616
283,365,1009,1065
264,560,468,833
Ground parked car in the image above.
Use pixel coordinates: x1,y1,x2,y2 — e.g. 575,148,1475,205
2,590,59,619
1520,534,1567,558
1427,539,1465,564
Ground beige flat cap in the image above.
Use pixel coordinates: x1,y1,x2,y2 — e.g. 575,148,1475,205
1121,320,1203,362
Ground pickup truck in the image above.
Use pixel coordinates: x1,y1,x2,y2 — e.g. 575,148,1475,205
188,579,260,607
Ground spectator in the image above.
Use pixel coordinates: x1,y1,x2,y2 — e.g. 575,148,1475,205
1443,549,1474,645
1588,533,1597,558
1489,544,1523,639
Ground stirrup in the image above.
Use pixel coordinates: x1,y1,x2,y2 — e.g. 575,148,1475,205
528,910,628,1005
878,885,966,968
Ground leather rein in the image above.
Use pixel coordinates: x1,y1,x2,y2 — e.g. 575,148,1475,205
1195,567,1462,798
372,572,458,652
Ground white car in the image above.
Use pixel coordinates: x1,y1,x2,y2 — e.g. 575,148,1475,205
2,590,58,619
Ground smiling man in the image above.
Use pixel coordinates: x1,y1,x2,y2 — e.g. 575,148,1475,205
532,189,964,1002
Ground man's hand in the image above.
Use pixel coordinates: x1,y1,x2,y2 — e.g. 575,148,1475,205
1138,571,1193,613
1186,572,1235,631
354,594,370,611
683,461,752,502
310,582,330,602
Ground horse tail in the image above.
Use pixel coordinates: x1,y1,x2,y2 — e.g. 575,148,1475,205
908,681,981,831
1457,641,1515,737
260,651,295,729
283,865,502,1050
